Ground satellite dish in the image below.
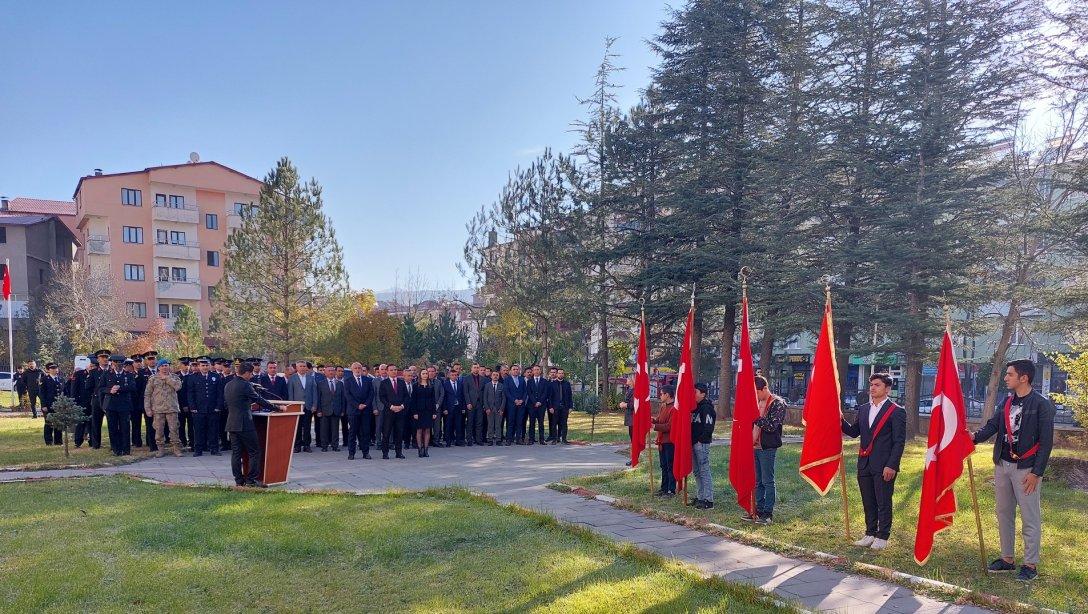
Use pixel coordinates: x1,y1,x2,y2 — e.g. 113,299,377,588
189,152,200,163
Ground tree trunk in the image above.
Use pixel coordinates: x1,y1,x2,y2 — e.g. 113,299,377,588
903,328,925,439
717,304,738,419
597,301,610,413
760,330,775,381
63,431,70,458
982,297,1021,421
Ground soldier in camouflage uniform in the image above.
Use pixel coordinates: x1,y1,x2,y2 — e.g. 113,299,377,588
143,359,183,457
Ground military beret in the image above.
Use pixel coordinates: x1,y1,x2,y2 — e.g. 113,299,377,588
156,358,170,367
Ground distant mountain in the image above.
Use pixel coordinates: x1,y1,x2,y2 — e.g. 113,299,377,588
372,287,476,305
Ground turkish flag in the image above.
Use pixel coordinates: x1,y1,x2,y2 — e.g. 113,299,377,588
729,296,758,514
671,304,696,484
914,330,976,565
630,314,652,467
2,263,9,301
799,297,843,495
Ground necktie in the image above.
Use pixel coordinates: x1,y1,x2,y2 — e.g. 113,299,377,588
356,376,362,387
329,379,335,392
408,383,412,396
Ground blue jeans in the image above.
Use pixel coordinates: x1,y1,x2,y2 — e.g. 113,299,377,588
754,448,778,516
659,443,676,493
692,442,713,502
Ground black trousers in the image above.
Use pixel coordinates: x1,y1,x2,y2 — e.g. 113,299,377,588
858,471,897,540
340,415,350,446
547,408,557,441
528,406,546,442
659,443,676,493
177,411,194,447
443,408,465,444
89,402,105,449
230,429,262,484
403,413,415,446
382,410,405,455
556,406,570,441
106,409,130,455
219,410,230,449
130,410,144,447
294,411,313,449
74,405,92,447
27,392,40,417
42,411,62,444
192,412,220,453
346,413,371,457
466,407,485,444
318,414,340,448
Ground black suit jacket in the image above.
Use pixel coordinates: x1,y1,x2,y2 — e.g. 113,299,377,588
315,375,346,417
550,380,573,411
343,374,375,417
842,399,907,475
378,377,408,412
974,391,1056,476
42,375,62,409
527,377,549,410
255,373,289,401
223,377,275,432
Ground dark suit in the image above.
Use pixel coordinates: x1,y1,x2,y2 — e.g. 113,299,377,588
132,367,152,448
503,375,528,443
87,364,108,448
463,374,485,445
41,374,63,445
176,370,194,448
842,399,907,540
526,376,550,443
441,378,466,445
100,368,137,455
344,374,375,458
315,375,346,449
401,380,418,448
256,373,289,401
550,378,573,443
378,377,409,457
72,367,95,447
288,372,318,451
186,371,223,454
223,377,275,484
216,373,235,449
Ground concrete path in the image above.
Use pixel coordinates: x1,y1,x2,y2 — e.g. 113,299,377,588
2,442,991,613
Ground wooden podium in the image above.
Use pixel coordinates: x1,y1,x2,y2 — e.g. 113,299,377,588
242,400,303,486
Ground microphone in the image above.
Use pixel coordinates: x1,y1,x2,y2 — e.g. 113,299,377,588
251,383,285,401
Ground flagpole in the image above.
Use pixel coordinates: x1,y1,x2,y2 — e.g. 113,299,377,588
648,430,655,496
5,258,13,409
946,305,986,570
829,282,851,541
684,284,695,504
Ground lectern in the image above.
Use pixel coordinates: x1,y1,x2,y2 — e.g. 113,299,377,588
242,400,303,486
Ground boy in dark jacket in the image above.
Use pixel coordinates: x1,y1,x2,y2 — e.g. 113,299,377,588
752,375,787,523
689,383,716,509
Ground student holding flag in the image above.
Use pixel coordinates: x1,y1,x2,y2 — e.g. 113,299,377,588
972,359,1056,582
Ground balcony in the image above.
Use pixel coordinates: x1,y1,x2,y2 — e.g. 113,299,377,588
152,203,199,224
227,212,243,229
155,279,202,300
153,241,200,260
86,235,111,255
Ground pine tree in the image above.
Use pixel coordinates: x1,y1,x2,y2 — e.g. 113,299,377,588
215,157,350,364
400,313,429,363
45,395,87,458
173,305,208,358
427,308,468,364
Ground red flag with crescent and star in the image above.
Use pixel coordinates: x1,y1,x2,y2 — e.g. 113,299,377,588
630,313,652,467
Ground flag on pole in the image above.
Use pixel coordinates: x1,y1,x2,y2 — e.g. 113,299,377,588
914,330,976,565
630,313,652,467
671,303,696,483
729,294,758,514
2,263,9,301
799,296,843,495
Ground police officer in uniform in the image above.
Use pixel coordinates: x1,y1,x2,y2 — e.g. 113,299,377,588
87,349,112,449
102,354,137,455
186,356,223,456
72,356,98,448
41,362,64,445
176,357,194,450
139,351,160,450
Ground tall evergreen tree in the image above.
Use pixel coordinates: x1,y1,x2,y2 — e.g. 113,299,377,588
215,157,349,364
400,313,429,363
427,308,468,363
173,305,208,358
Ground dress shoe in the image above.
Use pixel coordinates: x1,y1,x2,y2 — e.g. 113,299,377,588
210,451,222,456
303,446,312,453
321,446,329,452
245,480,267,488
382,453,389,459
332,446,340,452
396,453,406,459
193,452,203,457
348,454,355,460
528,440,535,445
363,454,372,459
293,447,301,454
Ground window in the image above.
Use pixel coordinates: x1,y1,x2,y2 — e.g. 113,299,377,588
172,304,183,318
157,266,169,281
155,193,167,206
122,226,143,244
169,231,186,245
1010,326,1024,346
0,227,6,243
206,250,220,267
171,267,187,282
123,264,145,281
127,302,147,319
208,285,217,300
156,229,168,244
121,188,142,206
205,213,219,230
232,202,246,215
786,337,800,351
169,195,185,208
158,303,171,319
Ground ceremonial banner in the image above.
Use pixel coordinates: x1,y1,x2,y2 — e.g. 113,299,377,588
799,296,843,495
729,295,758,514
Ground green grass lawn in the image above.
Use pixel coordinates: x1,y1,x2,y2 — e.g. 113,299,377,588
565,412,803,445
571,441,1088,613
0,416,152,470
0,477,785,613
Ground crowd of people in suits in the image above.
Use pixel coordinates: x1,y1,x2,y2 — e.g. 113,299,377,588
21,352,576,464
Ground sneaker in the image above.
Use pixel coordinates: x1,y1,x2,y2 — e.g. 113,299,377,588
741,512,759,523
870,538,888,550
1016,565,1038,582
696,500,714,510
756,514,772,525
853,535,875,547
686,498,703,507
987,558,1016,573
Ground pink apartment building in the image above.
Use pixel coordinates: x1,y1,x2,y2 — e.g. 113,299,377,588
73,161,261,333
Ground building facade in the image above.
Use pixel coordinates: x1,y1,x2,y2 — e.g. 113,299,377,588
0,211,77,322
73,161,260,332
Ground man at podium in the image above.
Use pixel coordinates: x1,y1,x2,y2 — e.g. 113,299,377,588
224,362,277,487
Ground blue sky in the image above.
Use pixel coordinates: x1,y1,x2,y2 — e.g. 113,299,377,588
1,1,668,291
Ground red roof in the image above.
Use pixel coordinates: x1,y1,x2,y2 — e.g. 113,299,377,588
71,161,261,198
7,197,77,217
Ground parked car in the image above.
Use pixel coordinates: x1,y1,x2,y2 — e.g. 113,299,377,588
0,371,12,392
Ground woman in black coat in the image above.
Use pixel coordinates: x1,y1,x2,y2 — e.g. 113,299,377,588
412,370,437,457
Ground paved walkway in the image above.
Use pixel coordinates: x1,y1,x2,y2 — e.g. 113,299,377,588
2,443,991,613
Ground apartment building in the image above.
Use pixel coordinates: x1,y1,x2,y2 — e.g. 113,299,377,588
73,160,260,332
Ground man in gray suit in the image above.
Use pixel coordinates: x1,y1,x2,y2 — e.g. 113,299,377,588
483,369,505,445
464,362,485,446
288,361,318,453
